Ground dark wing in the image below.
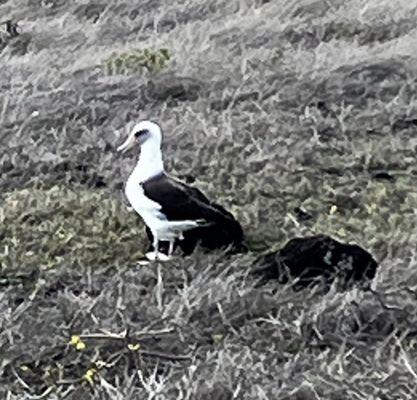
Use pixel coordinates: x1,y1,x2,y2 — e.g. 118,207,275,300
142,174,230,222
142,174,245,255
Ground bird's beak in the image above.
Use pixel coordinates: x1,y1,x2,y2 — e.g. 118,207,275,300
117,135,135,153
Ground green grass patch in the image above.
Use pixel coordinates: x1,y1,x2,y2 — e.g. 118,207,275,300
103,48,171,75
0,186,145,280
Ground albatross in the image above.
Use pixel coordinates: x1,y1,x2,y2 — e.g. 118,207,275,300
117,120,244,261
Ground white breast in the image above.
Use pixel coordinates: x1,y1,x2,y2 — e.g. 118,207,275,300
124,173,200,242
125,175,163,224
124,173,175,241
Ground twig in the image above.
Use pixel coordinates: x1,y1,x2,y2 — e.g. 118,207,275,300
24,386,54,400
397,336,417,382
0,93,9,125
286,212,300,227
95,351,125,370
11,282,42,322
79,332,126,340
55,378,82,385
78,327,174,341
134,328,175,337
11,366,31,390
140,349,192,361
60,385,76,398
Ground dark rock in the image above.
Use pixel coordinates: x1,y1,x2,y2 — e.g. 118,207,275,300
371,171,395,182
254,235,378,290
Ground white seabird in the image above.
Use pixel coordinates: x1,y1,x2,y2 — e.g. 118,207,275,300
117,120,244,261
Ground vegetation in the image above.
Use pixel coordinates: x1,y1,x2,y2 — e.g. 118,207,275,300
104,48,171,75
1,0,417,398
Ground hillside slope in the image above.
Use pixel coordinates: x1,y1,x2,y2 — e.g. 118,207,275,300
1,0,417,398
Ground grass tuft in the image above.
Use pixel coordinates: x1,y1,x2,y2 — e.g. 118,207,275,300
103,48,171,75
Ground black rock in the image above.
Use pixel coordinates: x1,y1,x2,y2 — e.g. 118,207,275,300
254,235,378,291
371,171,395,182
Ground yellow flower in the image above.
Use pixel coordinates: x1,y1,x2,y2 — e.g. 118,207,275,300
127,343,141,351
212,334,224,344
76,341,86,351
70,335,80,345
70,335,86,350
83,368,96,386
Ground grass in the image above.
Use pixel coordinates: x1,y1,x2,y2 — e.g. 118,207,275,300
1,0,417,398
103,48,171,75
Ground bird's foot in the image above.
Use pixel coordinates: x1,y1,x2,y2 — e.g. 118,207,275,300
145,251,171,262
137,258,151,266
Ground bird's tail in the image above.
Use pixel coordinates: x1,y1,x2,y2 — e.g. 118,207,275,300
194,219,215,228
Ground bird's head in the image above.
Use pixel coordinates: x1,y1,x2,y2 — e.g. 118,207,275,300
117,120,162,153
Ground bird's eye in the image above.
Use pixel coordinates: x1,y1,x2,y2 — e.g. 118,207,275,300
134,129,149,138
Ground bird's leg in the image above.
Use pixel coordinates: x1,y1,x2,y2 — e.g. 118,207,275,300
168,240,174,256
153,237,159,260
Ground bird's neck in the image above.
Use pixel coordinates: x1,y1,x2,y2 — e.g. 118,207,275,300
131,140,164,183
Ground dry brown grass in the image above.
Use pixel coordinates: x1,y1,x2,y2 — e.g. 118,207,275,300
1,0,417,398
